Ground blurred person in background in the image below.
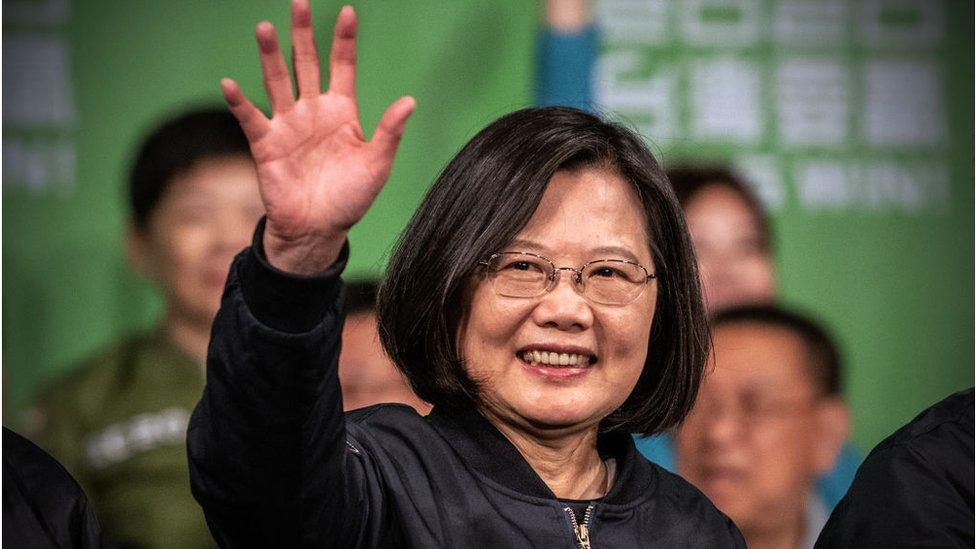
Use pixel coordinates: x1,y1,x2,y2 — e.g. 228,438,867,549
645,166,860,507
676,305,850,549
668,166,776,311
340,280,429,413
27,107,264,549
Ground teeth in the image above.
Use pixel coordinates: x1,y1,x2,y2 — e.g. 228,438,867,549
521,351,591,367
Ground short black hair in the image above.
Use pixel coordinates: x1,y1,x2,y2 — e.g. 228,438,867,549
666,165,772,252
344,280,379,316
129,107,251,231
378,106,708,436
711,304,842,396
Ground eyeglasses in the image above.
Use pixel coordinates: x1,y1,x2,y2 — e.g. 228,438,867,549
478,251,657,306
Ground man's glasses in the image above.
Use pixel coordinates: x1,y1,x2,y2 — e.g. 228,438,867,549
478,251,657,306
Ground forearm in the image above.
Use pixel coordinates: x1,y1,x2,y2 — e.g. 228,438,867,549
187,219,352,547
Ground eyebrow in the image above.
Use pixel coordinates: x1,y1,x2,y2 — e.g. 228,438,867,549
505,238,644,263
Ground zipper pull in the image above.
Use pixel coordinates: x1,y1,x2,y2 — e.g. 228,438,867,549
575,523,592,549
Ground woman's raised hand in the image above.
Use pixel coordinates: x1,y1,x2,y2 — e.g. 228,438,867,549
223,1,415,274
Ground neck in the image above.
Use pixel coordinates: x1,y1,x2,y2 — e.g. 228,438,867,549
743,503,808,549
484,410,607,500
163,310,211,369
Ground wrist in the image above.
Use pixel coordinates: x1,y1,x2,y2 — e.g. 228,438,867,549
263,222,348,275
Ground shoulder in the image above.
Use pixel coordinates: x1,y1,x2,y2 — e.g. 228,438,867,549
850,389,973,496
3,427,90,506
342,404,447,472
345,404,431,444
815,389,974,548
654,460,739,524
615,432,721,516
652,465,745,545
619,442,744,545
346,403,425,425
859,388,973,483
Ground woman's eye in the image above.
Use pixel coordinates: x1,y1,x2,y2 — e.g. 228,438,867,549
592,267,618,278
506,261,536,271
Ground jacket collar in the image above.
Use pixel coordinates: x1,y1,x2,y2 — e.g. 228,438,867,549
426,407,659,505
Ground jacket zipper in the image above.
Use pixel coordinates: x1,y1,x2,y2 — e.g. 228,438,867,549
563,504,595,549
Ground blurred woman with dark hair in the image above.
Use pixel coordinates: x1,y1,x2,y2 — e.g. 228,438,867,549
187,3,744,547
666,166,776,313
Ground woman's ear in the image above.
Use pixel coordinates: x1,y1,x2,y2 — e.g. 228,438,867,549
125,221,155,280
812,396,851,475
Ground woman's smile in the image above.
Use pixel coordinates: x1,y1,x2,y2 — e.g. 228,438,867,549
516,343,597,380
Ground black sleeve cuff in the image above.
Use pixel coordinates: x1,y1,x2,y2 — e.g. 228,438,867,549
240,217,349,333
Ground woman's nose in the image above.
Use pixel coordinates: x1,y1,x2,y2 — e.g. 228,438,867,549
531,270,593,331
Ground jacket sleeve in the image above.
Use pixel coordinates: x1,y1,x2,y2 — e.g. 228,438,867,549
187,219,372,548
534,23,599,111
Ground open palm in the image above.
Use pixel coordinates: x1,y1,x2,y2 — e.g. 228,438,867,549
223,1,414,273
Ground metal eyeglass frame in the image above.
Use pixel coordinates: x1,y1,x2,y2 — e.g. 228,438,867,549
477,251,657,304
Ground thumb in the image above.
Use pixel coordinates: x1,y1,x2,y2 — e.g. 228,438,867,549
367,96,416,172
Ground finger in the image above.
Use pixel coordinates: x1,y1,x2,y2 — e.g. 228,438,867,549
368,96,416,167
255,21,296,113
291,0,321,98
327,5,357,98
221,78,271,141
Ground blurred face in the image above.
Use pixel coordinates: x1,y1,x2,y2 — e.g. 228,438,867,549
460,166,657,432
132,155,263,327
339,312,429,413
684,184,775,312
676,323,841,537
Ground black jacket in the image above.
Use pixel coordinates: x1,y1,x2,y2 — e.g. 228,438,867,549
3,427,102,549
815,388,974,548
187,228,745,548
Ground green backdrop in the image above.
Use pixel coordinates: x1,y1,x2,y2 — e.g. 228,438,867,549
3,0,972,454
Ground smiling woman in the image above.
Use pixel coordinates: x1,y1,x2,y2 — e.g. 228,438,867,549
187,2,744,548
379,108,709,439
